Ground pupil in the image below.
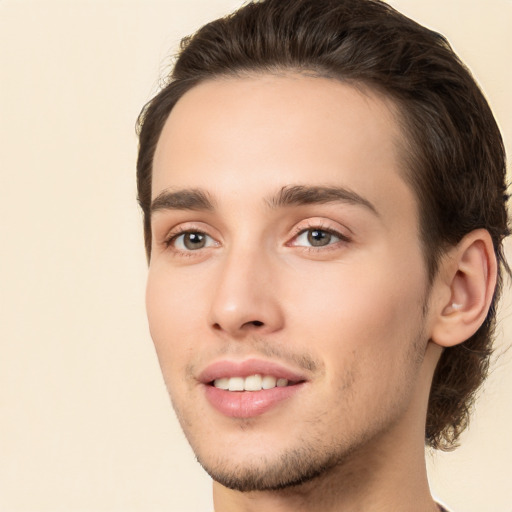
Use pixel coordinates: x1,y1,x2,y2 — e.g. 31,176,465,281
184,232,206,250
308,230,331,247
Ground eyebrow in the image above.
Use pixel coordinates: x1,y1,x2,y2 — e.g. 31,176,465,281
150,184,378,216
151,188,215,214
267,185,379,215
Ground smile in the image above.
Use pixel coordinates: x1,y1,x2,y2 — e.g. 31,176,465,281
212,375,293,391
200,359,308,418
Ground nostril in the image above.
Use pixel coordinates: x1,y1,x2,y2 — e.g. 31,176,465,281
211,320,263,331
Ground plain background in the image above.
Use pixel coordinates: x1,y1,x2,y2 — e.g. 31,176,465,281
1,1,511,511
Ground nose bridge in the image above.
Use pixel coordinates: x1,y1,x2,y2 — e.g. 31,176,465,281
208,240,283,336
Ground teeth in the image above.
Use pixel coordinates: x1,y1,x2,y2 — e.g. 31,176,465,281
262,375,277,389
244,374,262,391
214,377,229,390
213,374,290,391
228,377,244,391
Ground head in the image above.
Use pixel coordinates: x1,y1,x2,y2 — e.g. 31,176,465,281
137,0,508,481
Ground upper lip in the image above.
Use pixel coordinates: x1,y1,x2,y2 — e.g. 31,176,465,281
198,358,309,384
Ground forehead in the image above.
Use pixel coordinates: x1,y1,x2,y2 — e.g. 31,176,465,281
152,74,415,225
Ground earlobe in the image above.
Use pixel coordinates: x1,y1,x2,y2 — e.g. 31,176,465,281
431,229,497,348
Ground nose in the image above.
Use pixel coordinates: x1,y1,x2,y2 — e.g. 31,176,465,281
208,248,284,338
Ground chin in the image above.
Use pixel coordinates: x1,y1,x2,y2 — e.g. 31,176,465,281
197,445,345,492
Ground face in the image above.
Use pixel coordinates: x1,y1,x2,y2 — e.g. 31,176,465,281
147,75,432,491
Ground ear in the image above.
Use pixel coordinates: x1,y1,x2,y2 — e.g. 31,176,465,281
430,229,497,348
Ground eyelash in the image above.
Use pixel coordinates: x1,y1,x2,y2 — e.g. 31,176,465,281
162,222,350,255
288,223,350,251
163,225,215,252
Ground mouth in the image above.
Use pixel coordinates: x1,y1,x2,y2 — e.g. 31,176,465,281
211,374,301,391
199,359,308,418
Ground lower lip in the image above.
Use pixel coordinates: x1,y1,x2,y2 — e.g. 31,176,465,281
204,383,305,418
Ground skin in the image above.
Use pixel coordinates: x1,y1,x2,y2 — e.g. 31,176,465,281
146,74,449,512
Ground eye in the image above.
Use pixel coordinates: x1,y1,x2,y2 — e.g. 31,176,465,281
169,231,216,251
292,228,344,248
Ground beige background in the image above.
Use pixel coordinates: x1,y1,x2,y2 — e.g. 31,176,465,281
0,1,510,511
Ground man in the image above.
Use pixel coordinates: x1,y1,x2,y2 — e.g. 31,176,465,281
136,1,508,510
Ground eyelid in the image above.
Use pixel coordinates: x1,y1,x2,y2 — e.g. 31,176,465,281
284,219,352,255
171,232,217,251
158,218,351,254
288,219,351,242
162,222,220,250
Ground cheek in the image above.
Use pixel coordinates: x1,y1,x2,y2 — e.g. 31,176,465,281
283,255,427,382
145,266,207,373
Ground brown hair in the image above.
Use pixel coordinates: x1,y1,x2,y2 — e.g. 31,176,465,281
136,0,509,449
